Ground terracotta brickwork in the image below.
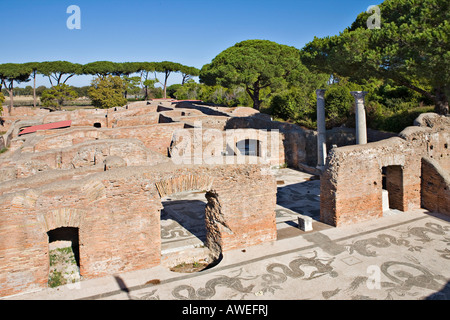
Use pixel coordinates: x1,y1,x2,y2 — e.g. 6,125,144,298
0,101,280,297
321,113,450,227
421,157,450,215
2,98,447,298
0,163,276,297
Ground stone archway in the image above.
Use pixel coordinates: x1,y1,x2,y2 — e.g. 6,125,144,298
154,174,214,198
154,174,222,267
47,226,81,287
38,208,86,233
37,208,87,283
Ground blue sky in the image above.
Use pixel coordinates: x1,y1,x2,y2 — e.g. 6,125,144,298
1,0,380,87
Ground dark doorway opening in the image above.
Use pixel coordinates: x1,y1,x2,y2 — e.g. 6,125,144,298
47,227,80,266
381,165,404,212
47,227,81,287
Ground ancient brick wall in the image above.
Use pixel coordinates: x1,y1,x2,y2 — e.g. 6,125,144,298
1,138,170,182
113,114,159,127
321,113,449,227
0,163,277,297
107,123,184,155
421,157,450,215
32,128,109,152
204,165,277,254
23,123,184,156
170,128,284,166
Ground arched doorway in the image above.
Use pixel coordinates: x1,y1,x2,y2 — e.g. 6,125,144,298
160,190,210,268
155,174,221,272
47,227,81,287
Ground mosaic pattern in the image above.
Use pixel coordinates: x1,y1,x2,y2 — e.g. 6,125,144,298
89,170,450,300
105,215,450,300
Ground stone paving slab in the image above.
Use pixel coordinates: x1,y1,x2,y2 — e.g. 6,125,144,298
7,208,450,300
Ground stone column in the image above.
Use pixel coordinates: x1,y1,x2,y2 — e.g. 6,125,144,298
351,91,368,145
316,89,327,169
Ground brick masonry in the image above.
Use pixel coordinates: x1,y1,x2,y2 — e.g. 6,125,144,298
0,162,276,297
421,157,450,215
1,100,448,297
321,114,450,227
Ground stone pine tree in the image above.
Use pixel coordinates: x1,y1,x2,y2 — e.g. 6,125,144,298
154,61,185,99
137,62,157,100
0,63,32,115
180,66,200,85
24,62,41,108
301,0,450,115
38,61,83,87
200,40,305,110
82,61,122,79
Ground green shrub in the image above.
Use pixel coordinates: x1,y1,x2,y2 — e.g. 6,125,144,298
88,75,127,109
41,84,78,111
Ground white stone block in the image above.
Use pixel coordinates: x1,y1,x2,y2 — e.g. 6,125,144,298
382,189,389,212
298,216,313,232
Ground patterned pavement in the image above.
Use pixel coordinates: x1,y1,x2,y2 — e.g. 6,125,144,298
92,210,450,300
8,169,450,300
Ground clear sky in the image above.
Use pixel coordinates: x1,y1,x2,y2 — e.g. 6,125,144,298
1,0,380,87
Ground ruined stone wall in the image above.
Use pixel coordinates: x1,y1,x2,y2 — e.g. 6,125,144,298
108,106,159,128
107,123,185,155
30,128,109,152
0,107,50,133
17,123,184,156
321,113,449,227
205,165,277,254
113,113,159,127
225,116,308,167
421,157,450,215
320,138,417,226
0,171,162,297
0,162,277,297
0,139,169,182
170,128,285,166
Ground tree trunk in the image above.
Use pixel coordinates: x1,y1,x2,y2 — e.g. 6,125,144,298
33,71,37,108
252,92,261,110
246,84,261,110
163,71,169,99
8,85,13,116
144,86,148,101
434,88,449,115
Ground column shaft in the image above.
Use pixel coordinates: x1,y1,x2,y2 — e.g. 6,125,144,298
351,91,368,145
316,89,327,168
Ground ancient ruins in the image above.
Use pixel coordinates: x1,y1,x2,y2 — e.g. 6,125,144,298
0,98,448,297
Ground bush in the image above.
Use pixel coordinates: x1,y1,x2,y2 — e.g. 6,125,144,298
41,84,78,111
88,75,127,109
270,94,296,120
269,87,316,123
375,106,434,133
173,83,252,107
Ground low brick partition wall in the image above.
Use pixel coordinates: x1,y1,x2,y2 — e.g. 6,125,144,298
421,157,450,215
